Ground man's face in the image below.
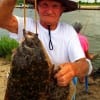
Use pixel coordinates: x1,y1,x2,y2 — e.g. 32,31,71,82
37,0,64,26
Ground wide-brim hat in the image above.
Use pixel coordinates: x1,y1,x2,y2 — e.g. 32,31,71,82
25,0,78,12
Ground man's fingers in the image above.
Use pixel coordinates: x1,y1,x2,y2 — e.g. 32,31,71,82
56,71,74,86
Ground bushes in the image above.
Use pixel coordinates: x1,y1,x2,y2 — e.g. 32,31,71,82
79,2,100,6
0,36,19,60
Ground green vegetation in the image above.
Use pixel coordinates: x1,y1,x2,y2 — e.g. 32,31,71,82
79,1,100,6
17,0,100,6
0,36,19,60
17,0,23,5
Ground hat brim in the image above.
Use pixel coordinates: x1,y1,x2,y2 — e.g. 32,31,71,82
25,0,78,12
63,0,78,12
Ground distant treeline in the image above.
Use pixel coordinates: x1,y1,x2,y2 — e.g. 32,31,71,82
79,1,100,5
17,0,23,5
17,0,100,5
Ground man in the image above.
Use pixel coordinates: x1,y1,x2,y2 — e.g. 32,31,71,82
0,0,92,88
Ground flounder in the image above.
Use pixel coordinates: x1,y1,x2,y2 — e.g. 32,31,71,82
4,30,75,100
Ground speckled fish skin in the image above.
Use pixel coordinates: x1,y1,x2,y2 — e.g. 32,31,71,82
4,31,71,100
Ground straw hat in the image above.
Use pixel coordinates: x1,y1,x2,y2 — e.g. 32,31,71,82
25,0,78,12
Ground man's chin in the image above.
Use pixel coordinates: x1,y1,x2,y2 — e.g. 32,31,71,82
45,21,56,26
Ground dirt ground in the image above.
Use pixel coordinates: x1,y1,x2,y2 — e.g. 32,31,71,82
76,77,100,100
0,58,10,100
0,58,100,100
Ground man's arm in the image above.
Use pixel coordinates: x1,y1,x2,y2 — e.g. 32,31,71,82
55,58,90,86
0,0,18,33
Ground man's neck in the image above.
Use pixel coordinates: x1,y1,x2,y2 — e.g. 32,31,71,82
40,22,58,30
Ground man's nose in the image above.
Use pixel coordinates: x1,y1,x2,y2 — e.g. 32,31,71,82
46,7,54,14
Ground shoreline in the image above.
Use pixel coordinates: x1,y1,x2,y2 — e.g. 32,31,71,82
15,5,33,9
15,5,100,10
79,5,100,10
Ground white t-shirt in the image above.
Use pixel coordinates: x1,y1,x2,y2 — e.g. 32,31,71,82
16,16,85,66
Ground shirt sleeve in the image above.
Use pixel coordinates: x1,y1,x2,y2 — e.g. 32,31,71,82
14,16,24,41
67,28,85,62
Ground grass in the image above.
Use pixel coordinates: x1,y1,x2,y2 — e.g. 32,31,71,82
0,36,19,60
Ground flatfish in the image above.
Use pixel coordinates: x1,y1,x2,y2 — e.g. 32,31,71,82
4,30,74,100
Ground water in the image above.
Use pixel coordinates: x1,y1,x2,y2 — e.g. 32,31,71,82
0,8,100,67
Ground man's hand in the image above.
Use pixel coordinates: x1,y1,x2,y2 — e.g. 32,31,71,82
54,63,76,86
54,58,90,86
